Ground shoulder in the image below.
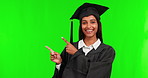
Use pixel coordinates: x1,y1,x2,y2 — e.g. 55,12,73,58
98,43,115,53
97,43,115,59
100,43,114,49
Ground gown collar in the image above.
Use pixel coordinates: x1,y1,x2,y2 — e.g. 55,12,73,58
78,38,101,50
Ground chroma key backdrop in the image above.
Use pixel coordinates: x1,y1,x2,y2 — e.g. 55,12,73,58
0,0,148,78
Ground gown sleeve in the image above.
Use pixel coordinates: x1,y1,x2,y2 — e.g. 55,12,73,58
52,48,69,78
69,46,115,78
86,46,115,78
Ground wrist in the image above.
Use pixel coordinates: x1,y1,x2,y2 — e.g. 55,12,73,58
57,59,62,65
73,49,78,54
56,63,61,65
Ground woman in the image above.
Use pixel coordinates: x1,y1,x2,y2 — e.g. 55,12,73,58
46,3,115,78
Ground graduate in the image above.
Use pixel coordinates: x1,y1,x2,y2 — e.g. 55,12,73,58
46,3,115,78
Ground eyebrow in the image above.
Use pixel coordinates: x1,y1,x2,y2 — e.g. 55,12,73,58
90,19,96,21
82,20,87,21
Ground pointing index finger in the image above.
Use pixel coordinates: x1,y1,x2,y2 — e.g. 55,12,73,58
61,37,70,45
45,46,54,53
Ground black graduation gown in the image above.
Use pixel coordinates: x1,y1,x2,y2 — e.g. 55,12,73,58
52,42,115,78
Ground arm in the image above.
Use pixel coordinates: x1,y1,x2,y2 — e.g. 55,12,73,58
45,46,66,78
52,48,69,78
86,47,115,78
69,46,115,78
48,37,78,78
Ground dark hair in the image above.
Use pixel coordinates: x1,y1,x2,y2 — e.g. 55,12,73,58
79,15,103,43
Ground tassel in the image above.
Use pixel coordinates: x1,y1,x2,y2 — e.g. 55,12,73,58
70,20,73,44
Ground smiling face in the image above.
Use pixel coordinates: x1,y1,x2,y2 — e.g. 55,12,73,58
81,15,98,39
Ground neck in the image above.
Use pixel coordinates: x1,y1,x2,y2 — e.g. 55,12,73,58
84,36,97,46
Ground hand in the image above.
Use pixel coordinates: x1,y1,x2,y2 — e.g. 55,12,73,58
62,37,78,55
45,46,62,64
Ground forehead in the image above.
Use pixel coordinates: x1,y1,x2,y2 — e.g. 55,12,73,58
82,15,96,20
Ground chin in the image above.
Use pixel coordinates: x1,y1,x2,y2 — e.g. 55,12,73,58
85,34,95,38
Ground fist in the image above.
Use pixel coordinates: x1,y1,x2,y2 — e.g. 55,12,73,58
45,46,62,64
62,37,78,55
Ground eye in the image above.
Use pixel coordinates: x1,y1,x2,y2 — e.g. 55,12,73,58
82,22,87,25
91,21,96,24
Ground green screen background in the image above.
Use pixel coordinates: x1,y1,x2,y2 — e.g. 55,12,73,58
0,0,148,78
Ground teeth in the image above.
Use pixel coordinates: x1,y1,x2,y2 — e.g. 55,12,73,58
86,30,93,32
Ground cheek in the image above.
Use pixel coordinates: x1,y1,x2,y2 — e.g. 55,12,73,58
94,25,98,32
81,25,85,31
95,26,98,31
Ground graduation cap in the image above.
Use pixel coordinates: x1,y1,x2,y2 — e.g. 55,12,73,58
69,3,109,44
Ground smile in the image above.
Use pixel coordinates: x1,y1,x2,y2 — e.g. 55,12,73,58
85,29,94,34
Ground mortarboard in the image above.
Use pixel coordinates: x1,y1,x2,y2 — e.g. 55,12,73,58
69,3,109,44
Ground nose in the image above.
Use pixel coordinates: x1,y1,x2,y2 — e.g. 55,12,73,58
86,22,91,28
